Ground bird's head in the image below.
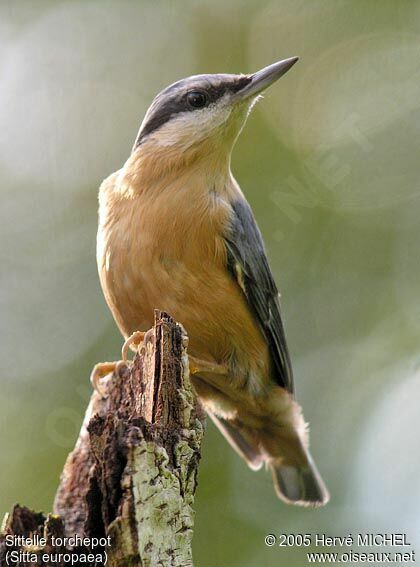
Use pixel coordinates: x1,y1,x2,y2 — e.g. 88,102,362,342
130,57,298,174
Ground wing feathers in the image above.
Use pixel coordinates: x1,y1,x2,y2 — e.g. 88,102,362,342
225,198,294,394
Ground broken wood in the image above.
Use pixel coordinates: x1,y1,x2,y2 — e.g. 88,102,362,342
0,311,204,566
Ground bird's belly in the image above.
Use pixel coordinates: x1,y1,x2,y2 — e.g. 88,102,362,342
100,236,269,380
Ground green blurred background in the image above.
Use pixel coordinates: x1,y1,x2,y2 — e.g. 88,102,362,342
1,1,420,565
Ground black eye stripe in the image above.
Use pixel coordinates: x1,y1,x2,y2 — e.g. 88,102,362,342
133,74,252,148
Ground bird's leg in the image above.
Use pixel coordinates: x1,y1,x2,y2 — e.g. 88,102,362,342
121,330,146,361
188,356,227,377
188,355,244,401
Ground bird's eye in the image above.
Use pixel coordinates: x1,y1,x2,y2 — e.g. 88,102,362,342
186,91,208,109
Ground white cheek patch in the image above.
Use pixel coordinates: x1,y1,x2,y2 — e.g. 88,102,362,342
145,93,260,151
149,95,234,149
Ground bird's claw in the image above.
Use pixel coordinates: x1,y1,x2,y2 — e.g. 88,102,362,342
90,360,128,398
121,331,146,361
90,331,147,398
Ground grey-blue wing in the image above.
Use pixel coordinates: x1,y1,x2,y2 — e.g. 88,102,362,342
224,198,294,394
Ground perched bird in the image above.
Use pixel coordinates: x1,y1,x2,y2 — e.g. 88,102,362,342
93,57,329,506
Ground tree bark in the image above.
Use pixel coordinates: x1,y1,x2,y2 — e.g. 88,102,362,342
0,311,204,567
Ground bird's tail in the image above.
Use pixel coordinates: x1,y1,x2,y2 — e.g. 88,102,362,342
208,411,329,507
269,449,329,507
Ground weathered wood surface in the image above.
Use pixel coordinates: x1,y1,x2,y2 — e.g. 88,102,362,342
0,311,204,567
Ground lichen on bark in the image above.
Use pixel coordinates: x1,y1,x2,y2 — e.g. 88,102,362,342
0,311,204,567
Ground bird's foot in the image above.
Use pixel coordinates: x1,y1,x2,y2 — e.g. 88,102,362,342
90,331,147,398
121,330,146,361
90,360,127,398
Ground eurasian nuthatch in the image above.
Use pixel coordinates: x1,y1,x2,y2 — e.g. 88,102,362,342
93,57,329,506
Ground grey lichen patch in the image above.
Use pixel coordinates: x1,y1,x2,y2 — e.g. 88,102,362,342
130,438,200,567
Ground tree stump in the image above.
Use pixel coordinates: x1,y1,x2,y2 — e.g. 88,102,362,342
0,311,204,567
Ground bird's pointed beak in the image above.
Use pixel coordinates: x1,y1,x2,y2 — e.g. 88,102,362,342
236,56,299,101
